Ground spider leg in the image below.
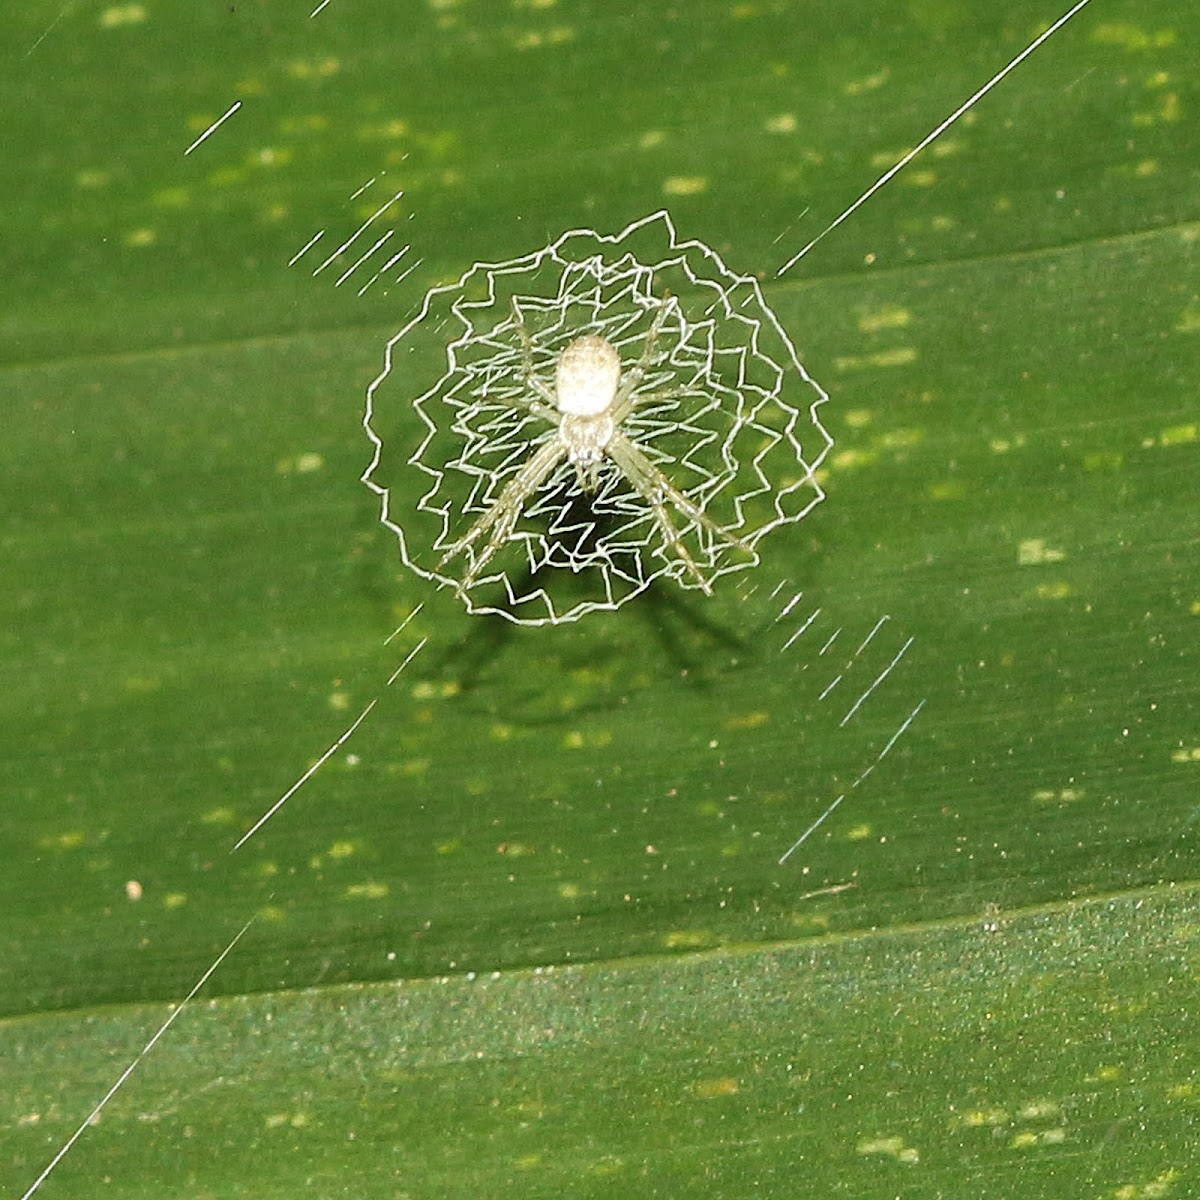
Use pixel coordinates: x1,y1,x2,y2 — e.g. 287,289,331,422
508,297,558,416
606,431,750,595
611,297,676,425
438,436,568,586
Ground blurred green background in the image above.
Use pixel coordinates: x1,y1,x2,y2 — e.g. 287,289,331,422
2,1,1197,1196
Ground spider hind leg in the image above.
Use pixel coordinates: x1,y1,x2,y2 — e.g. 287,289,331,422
438,437,567,587
606,432,751,595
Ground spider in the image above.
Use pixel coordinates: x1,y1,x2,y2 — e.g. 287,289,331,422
437,298,751,594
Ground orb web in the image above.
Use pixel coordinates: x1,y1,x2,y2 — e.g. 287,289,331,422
363,210,832,625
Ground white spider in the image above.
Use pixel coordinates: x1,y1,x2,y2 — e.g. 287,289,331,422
438,298,750,593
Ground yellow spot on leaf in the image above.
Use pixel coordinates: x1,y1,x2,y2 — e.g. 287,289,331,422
99,5,147,29
694,1077,739,1099
1114,1168,1181,1199
664,930,711,949
958,1106,1009,1127
831,448,878,470
1091,23,1177,51
844,68,889,96
498,841,535,858
40,831,85,850
834,347,917,372
857,1135,918,1163
124,674,161,694
1174,307,1200,334
1156,423,1197,448
1033,581,1074,600
287,57,342,80
724,711,769,731
764,113,797,133
929,480,965,501
1018,538,1067,565
344,881,389,900
152,187,189,209
857,305,912,334
662,176,708,197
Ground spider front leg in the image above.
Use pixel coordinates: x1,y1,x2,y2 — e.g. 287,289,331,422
437,436,568,586
612,297,677,425
606,431,752,595
507,297,558,418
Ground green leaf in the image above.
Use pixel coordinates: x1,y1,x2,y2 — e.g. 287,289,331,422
3,0,1196,1195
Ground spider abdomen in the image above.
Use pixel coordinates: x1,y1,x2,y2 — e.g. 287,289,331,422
555,334,621,417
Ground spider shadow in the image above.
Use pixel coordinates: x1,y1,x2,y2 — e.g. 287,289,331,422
425,583,751,726
424,500,755,723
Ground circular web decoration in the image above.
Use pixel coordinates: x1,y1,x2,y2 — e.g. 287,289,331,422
363,210,832,625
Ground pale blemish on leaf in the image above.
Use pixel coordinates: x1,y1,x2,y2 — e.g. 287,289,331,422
723,711,769,731
857,1135,919,1163
1091,23,1177,51
344,881,389,900
834,347,918,372
1033,581,1074,600
1018,538,1067,565
75,169,112,189
857,305,912,334
411,680,461,701
662,176,708,196
98,5,147,29
1032,787,1084,805
1113,1168,1181,1199
663,930,711,949
152,187,190,209
39,831,85,851
928,480,965,501
844,68,889,96
1144,423,1197,449
276,451,325,475
286,57,342,81
694,1077,739,1099
830,448,878,471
